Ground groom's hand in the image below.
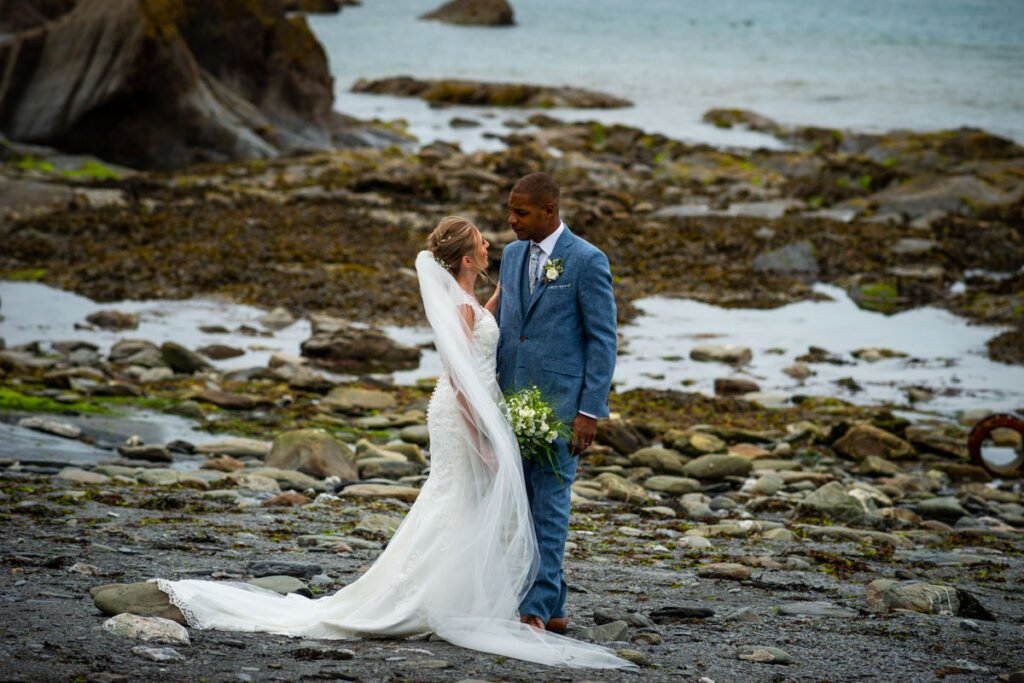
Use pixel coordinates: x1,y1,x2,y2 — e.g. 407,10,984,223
571,414,597,455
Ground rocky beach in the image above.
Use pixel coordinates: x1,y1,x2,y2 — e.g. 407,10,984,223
2,0,1024,681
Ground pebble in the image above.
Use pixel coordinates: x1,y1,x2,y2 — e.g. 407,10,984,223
736,645,793,665
132,646,186,662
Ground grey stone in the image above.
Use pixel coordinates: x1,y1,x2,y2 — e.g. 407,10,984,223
399,424,430,447
833,424,916,460
736,645,793,665
132,646,186,662
89,582,185,624
102,614,189,645
355,513,402,537
682,454,752,480
247,575,312,598
247,561,323,579
579,620,628,642
266,429,357,480
195,438,272,459
160,342,211,374
643,475,701,495
914,497,968,522
629,447,688,475
690,344,752,365
752,240,818,277
799,481,871,524
778,601,858,618
57,467,111,485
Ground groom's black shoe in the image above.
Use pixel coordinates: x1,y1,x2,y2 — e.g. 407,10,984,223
545,617,568,634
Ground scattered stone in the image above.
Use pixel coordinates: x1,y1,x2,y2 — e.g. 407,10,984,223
302,323,420,373
399,424,430,447
355,513,402,537
596,419,649,454
778,601,858,618
90,583,185,624
57,467,111,485
643,475,701,495
579,620,628,642
690,344,752,365
262,492,311,506
697,563,752,581
671,430,727,456
649,606,714,623
737,645,793,665
132,646,187,662
682,454,752,480
725,607,762,623
594,472,651,502
321,387,397,414
866,580,994,620
616,649,649,666
248,561,323,579
259,307,296,330
196,389,269,410
629,447,689,475
160,342,211,374
198,344,245,360
266,429,358,480
914,497,968,522
195,438,273,459
117,445,173,463
338,484,420,502
833,424,916,460
799,481,872,524
714,378,761,396
102,614,189,645
202,455,245,472
86,310,139,331
852,347,909,362
782,362,814,380
752,241,818,278
18,417,81,439
248,576,312,598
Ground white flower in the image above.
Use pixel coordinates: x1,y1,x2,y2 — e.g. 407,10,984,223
545,266,559,281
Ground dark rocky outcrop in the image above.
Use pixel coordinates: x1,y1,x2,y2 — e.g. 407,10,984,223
0,0,335,169
420,0,514,26
283,0,359,13
352,76,631,109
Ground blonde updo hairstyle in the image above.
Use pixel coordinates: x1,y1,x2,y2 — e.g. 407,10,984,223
427,216,486,277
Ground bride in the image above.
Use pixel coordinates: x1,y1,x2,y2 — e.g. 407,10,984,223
154,217,635,670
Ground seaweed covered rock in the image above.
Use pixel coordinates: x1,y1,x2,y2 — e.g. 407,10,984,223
352,77,631,109
420,0,515,26
0,0,335,169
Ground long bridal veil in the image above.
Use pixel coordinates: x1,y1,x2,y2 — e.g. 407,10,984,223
152,252,633,670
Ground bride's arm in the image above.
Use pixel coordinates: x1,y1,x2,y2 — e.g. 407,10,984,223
484,283,500,316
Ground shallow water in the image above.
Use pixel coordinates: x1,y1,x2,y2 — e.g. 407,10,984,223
309,0,1024,150
3,280,1021,419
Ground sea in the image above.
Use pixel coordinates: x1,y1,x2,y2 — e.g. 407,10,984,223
308,0,1024,151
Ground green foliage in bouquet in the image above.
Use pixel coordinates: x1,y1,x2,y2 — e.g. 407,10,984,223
504,386,571,481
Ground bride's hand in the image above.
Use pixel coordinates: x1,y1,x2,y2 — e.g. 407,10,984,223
485,283,500,316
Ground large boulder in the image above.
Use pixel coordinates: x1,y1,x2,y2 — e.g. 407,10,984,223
266,429,358,480
301,323,420,373
420,0,515,26
0,0,335,169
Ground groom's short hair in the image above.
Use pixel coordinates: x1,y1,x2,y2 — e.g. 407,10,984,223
512,172,559,207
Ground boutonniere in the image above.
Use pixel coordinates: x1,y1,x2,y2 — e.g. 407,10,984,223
543,257,565,283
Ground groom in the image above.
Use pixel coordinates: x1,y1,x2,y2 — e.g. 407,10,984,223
495,172,617,633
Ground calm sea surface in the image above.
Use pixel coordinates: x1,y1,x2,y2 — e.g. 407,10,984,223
308,0,1024,149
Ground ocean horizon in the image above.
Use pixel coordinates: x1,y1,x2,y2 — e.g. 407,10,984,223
309,0,1024,150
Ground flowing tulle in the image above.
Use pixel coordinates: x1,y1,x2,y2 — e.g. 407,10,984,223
153,252,635,670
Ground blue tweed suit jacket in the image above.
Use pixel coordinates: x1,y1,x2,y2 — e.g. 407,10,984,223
495,226,617,426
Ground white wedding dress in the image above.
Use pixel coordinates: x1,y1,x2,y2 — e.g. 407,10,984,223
154,253,634,669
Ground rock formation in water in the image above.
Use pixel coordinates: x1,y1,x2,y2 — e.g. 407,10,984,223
0,0,336,169
420,0,515,27
352,76,631,109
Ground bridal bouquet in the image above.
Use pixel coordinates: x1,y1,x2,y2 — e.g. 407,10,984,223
504,386,570,476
